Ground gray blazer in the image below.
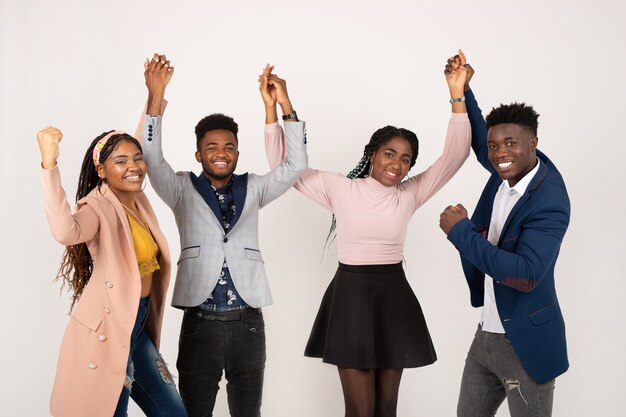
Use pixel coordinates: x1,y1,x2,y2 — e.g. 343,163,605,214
141,115,308,308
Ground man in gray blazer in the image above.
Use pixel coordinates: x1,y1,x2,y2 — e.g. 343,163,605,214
141,55,307,417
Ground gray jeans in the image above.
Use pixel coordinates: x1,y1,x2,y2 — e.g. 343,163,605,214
457,326,555,417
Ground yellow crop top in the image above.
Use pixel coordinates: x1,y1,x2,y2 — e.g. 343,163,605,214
127,214,160,277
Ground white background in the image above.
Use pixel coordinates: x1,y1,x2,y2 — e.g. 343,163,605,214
1,0,625,416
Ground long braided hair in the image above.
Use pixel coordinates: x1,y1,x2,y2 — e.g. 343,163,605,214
324,126,419,248
57,131,141,311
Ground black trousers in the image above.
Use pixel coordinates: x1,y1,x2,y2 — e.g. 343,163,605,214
177,309,266,417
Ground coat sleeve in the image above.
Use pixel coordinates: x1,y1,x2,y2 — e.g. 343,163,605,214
140,114,187,209
465,89,497,175
447,185,570,293
41,166,100,245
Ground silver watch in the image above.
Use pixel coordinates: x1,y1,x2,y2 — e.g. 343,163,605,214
282,111,298,121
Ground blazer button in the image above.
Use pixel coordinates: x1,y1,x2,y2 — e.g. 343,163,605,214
98,334,107,342
223,237,228,243
105,281,113,288
104,307,111,314
88,362,97,369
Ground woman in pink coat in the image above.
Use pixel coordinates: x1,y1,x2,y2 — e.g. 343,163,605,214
37,116,187,416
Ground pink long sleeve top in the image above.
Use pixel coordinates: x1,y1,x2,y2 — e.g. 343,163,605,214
266,113,471,265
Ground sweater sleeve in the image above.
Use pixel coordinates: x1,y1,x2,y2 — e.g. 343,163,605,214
264,120,343,211
402,112,471,209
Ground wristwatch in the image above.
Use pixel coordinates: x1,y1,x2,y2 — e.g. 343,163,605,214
282,111,299,121
449,96,466,104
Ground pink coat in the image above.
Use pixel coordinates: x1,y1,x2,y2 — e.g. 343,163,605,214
41,166,172,417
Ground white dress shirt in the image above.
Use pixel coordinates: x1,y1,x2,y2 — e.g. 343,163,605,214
481,159,541,333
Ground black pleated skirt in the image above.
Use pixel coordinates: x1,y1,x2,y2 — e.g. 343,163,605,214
304,262,437,369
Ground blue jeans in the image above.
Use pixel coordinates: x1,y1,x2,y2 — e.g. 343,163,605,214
457,325,555,417
113,297,187,417
177,308,266,417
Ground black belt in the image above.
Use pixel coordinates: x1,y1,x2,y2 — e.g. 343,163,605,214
186,307,261,322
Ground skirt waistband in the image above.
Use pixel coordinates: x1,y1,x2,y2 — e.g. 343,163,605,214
338,261,403,274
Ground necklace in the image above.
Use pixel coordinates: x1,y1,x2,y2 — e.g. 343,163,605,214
120,202,149,230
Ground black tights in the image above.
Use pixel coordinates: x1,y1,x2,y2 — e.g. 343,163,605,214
338,367,403,417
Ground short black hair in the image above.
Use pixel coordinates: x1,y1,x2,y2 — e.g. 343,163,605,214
194,113,238,149
485,103,540,136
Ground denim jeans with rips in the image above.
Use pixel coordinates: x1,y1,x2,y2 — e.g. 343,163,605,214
113,297,187,417
457,325,556,417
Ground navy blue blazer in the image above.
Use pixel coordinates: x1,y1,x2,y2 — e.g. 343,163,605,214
447,89,571,384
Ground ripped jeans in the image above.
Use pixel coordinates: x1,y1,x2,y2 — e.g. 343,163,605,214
113,297,188,417
457,325,555,417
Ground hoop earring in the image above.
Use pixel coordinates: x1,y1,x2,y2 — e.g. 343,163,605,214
140,176,148,192
96,177,107,196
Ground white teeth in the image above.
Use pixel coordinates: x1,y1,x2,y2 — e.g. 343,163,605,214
125,175,140,180
385,170,398,177
214,162,227,167
498,162,512,169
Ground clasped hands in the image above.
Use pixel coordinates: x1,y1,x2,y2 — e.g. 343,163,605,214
258,64,291,110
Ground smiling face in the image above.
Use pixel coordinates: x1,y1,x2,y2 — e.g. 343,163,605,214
369,136,413,187
195,129,239,187
97,140,146,198
487,123,538,187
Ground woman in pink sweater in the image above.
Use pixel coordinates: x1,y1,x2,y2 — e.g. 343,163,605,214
262,54,470,417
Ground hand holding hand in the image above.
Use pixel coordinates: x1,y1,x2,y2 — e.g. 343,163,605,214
445,49,469,97
439,203,468,235
145,53,174,116
258,65,292,111
445,50,474,92
144,53,174,96
37,126,63,169
259,64,277,107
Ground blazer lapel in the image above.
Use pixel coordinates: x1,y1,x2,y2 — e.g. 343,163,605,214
189,172,223,223
229,173,248,232
473,176,500,238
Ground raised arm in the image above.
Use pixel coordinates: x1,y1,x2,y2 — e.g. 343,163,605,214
254,66,308,207
260,64,293,168
37,127,99,245
446,53,496,175
402,50,471,208
140,53,187,209
443,182,570,293
261,66,345,211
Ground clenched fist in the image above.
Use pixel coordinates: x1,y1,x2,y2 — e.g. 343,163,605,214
439,203,468,235
37,126,63,169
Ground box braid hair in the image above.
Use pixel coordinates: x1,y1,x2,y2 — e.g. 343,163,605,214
57,131,142,311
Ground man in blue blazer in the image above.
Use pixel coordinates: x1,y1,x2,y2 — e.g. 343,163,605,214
439,53,570,417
